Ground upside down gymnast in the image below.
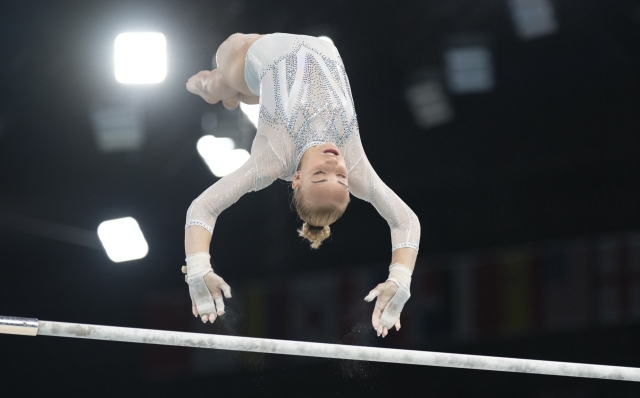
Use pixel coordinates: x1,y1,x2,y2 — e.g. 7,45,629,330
183,33,420,338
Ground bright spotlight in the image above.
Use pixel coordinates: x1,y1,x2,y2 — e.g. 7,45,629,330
197,135,235,157
318,36,334,44
97,217,149,262
206,149,251,177
115,32,167,84
239,102,259,128
197,135,250,177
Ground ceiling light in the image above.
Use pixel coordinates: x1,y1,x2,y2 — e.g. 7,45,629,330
115,32,167,84
97,217,149,262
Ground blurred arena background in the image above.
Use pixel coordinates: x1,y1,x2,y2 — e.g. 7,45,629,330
1,0,639,396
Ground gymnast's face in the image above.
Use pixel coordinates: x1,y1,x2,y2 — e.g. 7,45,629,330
292,143,349,206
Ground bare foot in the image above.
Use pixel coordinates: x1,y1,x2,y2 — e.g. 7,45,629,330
186,71,221,104
222,97,239,110
186,71,209,94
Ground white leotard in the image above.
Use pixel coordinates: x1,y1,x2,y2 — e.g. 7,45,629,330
186,33,420,252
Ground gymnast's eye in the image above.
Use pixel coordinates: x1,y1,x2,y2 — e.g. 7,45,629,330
314,171,325,175
338,174,346,178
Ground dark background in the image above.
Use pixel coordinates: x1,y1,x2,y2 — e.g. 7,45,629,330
1,0,639,396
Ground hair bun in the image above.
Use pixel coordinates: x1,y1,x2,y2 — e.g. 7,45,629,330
298,222,331,249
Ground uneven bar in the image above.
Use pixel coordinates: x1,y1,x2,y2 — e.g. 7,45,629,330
0,316,38,336
32,319,640,381
1,316,638,381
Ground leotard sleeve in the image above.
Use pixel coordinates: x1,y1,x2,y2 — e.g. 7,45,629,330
347,152,421,252
185,135,285,234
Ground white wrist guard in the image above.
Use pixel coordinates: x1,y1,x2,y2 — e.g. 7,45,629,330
380,263,412,328
387,263,412,289
183,252,216,316
185,252,213,279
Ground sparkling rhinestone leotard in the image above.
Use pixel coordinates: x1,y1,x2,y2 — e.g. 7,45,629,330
186,33,420,252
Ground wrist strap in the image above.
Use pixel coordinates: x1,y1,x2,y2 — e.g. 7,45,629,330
387,263,412,289
185,252,212,277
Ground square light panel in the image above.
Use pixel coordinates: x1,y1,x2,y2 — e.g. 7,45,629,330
509,0,558,40
97,217,149,262
197,135,250,177
405,80,453,128
445,46,494,94
115,32,167,84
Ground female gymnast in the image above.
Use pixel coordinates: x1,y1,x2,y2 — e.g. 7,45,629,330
183,33,420,338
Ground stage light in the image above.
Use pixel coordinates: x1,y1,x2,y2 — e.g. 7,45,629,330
405,78,453,128
114,32,167,84
318,36,334,44
509,0,558,40
444,46,494,94
97,217,149,263
197,135,234,157
206,149,251,177
239,102,259,128
90,106,145,152
197,135,250,177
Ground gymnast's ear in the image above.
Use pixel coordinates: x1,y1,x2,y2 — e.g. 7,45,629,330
292,171,301,189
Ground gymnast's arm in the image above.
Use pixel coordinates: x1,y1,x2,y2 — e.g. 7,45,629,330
183,159,259,322
184,166,256,254
183,140,283,322
349,153,420,336
348,154,421,265
185,140,281,254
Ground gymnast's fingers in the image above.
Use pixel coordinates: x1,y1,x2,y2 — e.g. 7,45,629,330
364,288,381,302
201,314,209,323
221,283,232,298
371,306,383,329
215,297,225,315
208,312,217,323
382,327,388,338
395,317,401,331
191,299,198,317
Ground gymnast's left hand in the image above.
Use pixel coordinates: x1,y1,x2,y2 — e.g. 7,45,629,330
364,263,412,338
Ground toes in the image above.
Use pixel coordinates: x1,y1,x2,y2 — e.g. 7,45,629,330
223,98,239,110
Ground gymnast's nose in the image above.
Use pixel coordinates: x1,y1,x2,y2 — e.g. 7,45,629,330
325,156,338,166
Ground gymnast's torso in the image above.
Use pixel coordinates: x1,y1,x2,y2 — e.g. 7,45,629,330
244,33,362,182
186,33,420,252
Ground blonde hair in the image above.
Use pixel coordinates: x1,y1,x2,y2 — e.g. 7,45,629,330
293,187,349,249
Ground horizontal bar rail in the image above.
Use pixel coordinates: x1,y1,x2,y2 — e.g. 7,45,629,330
2,316,639,382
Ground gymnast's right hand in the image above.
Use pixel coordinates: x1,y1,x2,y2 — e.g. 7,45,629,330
182,252,232,323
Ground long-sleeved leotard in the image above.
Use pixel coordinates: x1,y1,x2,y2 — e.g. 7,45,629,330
186,33,420,252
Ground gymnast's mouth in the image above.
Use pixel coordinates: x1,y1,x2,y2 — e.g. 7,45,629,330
323,149,340,156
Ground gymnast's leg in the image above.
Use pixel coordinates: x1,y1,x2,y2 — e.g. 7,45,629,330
186,33,261,109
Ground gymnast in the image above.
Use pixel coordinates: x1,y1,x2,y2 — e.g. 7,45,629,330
183,33,420,338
